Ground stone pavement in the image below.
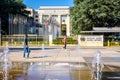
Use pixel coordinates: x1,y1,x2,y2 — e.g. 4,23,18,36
0,46,120,66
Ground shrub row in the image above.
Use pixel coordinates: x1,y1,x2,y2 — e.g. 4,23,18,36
53,37,78,44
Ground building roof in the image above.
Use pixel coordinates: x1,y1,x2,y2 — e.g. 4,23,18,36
81,27,120,33
39,6,69,9
38,6,70,15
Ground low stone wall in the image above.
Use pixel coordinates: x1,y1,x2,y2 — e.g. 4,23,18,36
78,35,103,47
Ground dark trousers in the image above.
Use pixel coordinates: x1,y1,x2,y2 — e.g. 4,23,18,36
63,42,66,49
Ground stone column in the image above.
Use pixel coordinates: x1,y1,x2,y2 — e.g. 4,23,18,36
39,14,43,35
39,14,43,23
57,14,61,37
48,15,51,35
66,15,70,36
49,35,53,46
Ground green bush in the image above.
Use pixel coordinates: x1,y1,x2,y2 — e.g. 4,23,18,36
53,37,78,45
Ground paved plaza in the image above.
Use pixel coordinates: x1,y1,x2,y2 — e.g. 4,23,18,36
0,45,120,80
0,45,119,66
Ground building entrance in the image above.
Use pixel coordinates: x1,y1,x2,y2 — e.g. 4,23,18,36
61,24,66,36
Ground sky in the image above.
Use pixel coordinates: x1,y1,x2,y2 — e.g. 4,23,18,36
23,0,74,9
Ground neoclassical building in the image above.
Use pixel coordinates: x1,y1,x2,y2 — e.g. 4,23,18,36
35,6,70,38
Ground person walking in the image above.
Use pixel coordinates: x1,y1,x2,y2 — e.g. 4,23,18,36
23,34,30,58
62,35,67,49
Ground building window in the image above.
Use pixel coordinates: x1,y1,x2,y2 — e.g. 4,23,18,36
61,15,67,24
62,19,65,23
35,15,38,18
35,12,37,14
35,19,38,22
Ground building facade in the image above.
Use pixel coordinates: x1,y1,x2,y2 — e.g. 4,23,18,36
7,8,35,35
35,6,71,38
81,27,120,42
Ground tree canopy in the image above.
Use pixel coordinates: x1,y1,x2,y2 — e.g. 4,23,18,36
0,0,30,35
70,0,120,34
0,0,29,16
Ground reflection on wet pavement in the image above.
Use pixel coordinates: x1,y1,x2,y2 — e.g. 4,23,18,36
0,62,120,80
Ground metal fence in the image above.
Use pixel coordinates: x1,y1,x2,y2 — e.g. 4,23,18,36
104,41,120,46
1,35,49,47
1,35,120,47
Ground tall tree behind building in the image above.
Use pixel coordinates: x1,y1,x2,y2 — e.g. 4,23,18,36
70,0,120,35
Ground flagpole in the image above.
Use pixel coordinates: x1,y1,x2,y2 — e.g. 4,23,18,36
0,17,1,46
8,14,10,35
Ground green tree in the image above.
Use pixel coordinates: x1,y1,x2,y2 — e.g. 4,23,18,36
0,0,29,35
0,0,29,15
70,0,120,35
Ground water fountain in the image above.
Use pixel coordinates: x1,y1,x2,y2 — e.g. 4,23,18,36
28,43,46,71
0,42,12,80
77,43,81,50
92,50,104,80
27,43,48,79
41,43,46,70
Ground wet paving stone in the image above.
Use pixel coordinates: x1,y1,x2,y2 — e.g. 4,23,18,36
102,72,120,80
0,62,120,80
